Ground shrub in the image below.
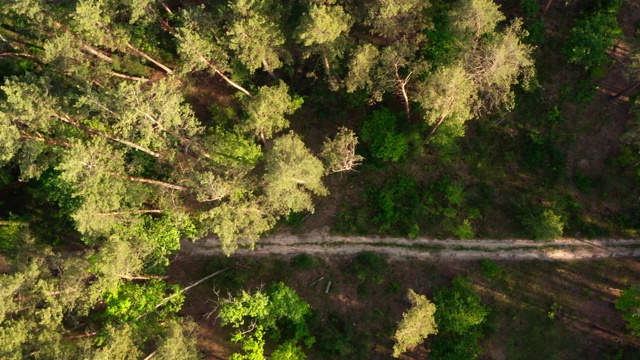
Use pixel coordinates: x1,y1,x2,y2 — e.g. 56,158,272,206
564,3,622,70
454,219,475,240
291,253,316,269
360,108,408,162
480,259,503,279
348,251,387,284
526,209,564,241
616,285,640,337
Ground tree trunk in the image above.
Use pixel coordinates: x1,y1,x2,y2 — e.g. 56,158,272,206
152,268,229,311
108,71,148,81
95,210,163,216
543,0,554,16
20,132,71,148
53,113,162,158
114,274,169,280
81,44,114,63
426,115,447,140
125,43,174,74
200,55,253,97
262,59,278,79
609,82,640,101
126,176,187,191
399,81,411,121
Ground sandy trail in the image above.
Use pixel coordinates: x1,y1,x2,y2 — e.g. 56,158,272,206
180,230,640,261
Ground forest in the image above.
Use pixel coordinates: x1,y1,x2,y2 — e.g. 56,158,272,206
1,0,640,358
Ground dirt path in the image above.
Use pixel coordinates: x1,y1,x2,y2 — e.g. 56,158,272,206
181,230,640,261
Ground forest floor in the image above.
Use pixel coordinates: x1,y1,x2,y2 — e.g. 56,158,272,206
180,231,640,261
173,237,640,360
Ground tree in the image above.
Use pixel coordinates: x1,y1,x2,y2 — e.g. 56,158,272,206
263,133,328,214
295,4,353,82
416,63,475,142
0,111,21,166
448,0,505,46
564,2,622,70
616,284,640,337
241,81,303,142
345,43,380,93
392,289,438,357
364,0,432,42
0,227,199,359
526,208,564,242
431,276,489,360
320,127,364,174
345,40,427,119
469,19,535,115
200,197,276,255
218,282,314,359
225,0,288,74
174,6,253,97
56,138,149,236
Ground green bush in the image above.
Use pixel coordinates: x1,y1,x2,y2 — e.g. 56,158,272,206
291,253,316,269
368,175,422,234
360,108,408,162
454,219,475,240
520,0,540,17
616,285,640,337
526,18,546,43
524,209,565,241
564,3,622,70
348,251,387,284
431,276,489,360
480,259,503,279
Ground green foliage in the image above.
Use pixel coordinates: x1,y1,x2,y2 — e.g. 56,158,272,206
431,276,489,360
103,280,184,325
525,18,545,43
360,108,408,162
454,219,475,240
320,127,364,174
296,4,352,48
369,175,421,234
219,282,314,359
480,259,503,279
315,312,367,357
290,253,316,269
519,0,540,18
242,81,302,140
226,0,287,73
264,132,327,214
564,3,622,70
348,251,387,284
522,208,565,241
615,285,640,337
392,289,438,357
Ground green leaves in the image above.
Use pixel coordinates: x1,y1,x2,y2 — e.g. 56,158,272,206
226,0,287,73
219,282,313,359
616,285,640,337
565,3,622,70
392,289,438,357
104,280,184,324
296,5,352,48
264,132,327,213
242,81,302,141
360,108,408,162
320,127,363,174
431,276,489,360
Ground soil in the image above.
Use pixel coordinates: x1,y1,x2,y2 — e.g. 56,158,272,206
170,248,640,360
181,231,640,261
